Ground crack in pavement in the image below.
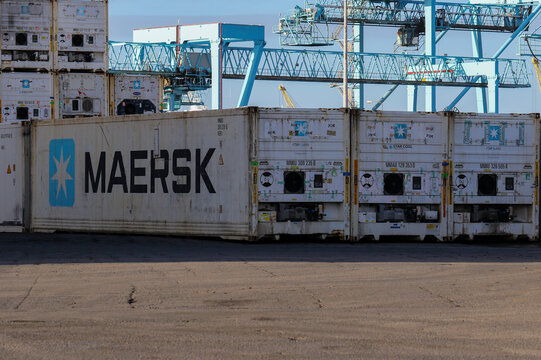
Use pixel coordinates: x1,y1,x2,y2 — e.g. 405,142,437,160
419,286,462,308
14,276,39,311
242,260,277,278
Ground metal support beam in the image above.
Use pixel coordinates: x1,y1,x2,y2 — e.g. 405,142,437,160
471,22,487,113
371,84,397,110
425,0,436,112
407,85,418,112
353,23,364,109
237,41,266,107
447,2,541,111
211,41,223,110
343,0,349,109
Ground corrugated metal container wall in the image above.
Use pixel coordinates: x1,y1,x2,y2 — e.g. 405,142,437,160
54,0,108,72
353,111,449,241
31,108,256,239
0,123,27,232
0,72,53,123
0,0,53,71
449,113,540,240
255,109,351,240
112,74,164,116
56,72,107,118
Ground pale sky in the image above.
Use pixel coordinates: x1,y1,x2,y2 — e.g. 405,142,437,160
108,1,541,113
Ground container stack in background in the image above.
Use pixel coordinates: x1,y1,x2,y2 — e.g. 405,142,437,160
54,0,109,119
0,0,163,123
1,0,54,122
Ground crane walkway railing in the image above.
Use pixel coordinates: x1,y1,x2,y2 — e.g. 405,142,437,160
108,41,530,89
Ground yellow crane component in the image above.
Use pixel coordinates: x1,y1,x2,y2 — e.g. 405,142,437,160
524,37,541,94
533,58,541,94
278,84,296,108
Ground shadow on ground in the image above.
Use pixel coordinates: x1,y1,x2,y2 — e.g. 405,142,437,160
0,232,539,265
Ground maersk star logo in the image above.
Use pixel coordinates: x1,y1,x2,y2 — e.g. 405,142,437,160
295,121,308,136
49,139,75,207
394,124,408,139
489,126,500,141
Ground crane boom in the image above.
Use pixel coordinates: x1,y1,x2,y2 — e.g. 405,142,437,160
279,84,296,108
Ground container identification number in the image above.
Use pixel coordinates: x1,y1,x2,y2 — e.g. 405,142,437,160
287,160,316,166
480,163,508,169
385,161,415,169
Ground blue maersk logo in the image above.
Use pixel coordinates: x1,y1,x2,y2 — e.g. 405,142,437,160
295,121,308,136
49,139,75,207
394,123,408,139
489,126,500,141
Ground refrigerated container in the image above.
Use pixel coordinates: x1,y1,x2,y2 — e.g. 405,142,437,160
449,112,539,240
111,74,164,116
352,111,449,241
0,123,28,232
1,0,53,70
54,0,108,71
255,109,351,240
57,72,107,118
0,72,53,123
30,107,351,240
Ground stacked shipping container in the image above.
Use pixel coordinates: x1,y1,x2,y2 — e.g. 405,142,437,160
0,0,164,122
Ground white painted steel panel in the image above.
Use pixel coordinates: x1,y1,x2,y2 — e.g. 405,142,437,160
31,108,255,239
256,108,350,239
133,26,179,44
1,0,52,70
57,73,107,118
55,0,108,71
113,74,163,115
0,72,53,123
450,113,539,240
354,111,448,240
0,124,25,231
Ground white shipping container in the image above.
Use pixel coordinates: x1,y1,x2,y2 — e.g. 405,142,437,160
55,0,108,71
31,108,255,239
1,0,53,70
57,73,107,118
133,26,180,44
0,123,26,232
112,74,163,115
256,109,351,239
353,111,449,241
30,108,351,240
450,113,540,240
0,72,53,123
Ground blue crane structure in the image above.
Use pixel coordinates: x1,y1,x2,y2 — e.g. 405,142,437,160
275,0,541,113
109,37,529,111
108,0,541,113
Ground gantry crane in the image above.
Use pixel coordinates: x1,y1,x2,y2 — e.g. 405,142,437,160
275,0,541,113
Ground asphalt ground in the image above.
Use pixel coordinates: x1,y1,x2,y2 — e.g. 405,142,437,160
1,233,541,359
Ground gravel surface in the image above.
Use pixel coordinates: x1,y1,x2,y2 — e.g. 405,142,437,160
1,234,541,359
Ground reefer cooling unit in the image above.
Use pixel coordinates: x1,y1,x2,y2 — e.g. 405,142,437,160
0,72,53,123
1,0,53,70
450,113,539,240
55,0,108,71
353,111,449,241
112,74,163,116
57,72,107,118
255,109,351,240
